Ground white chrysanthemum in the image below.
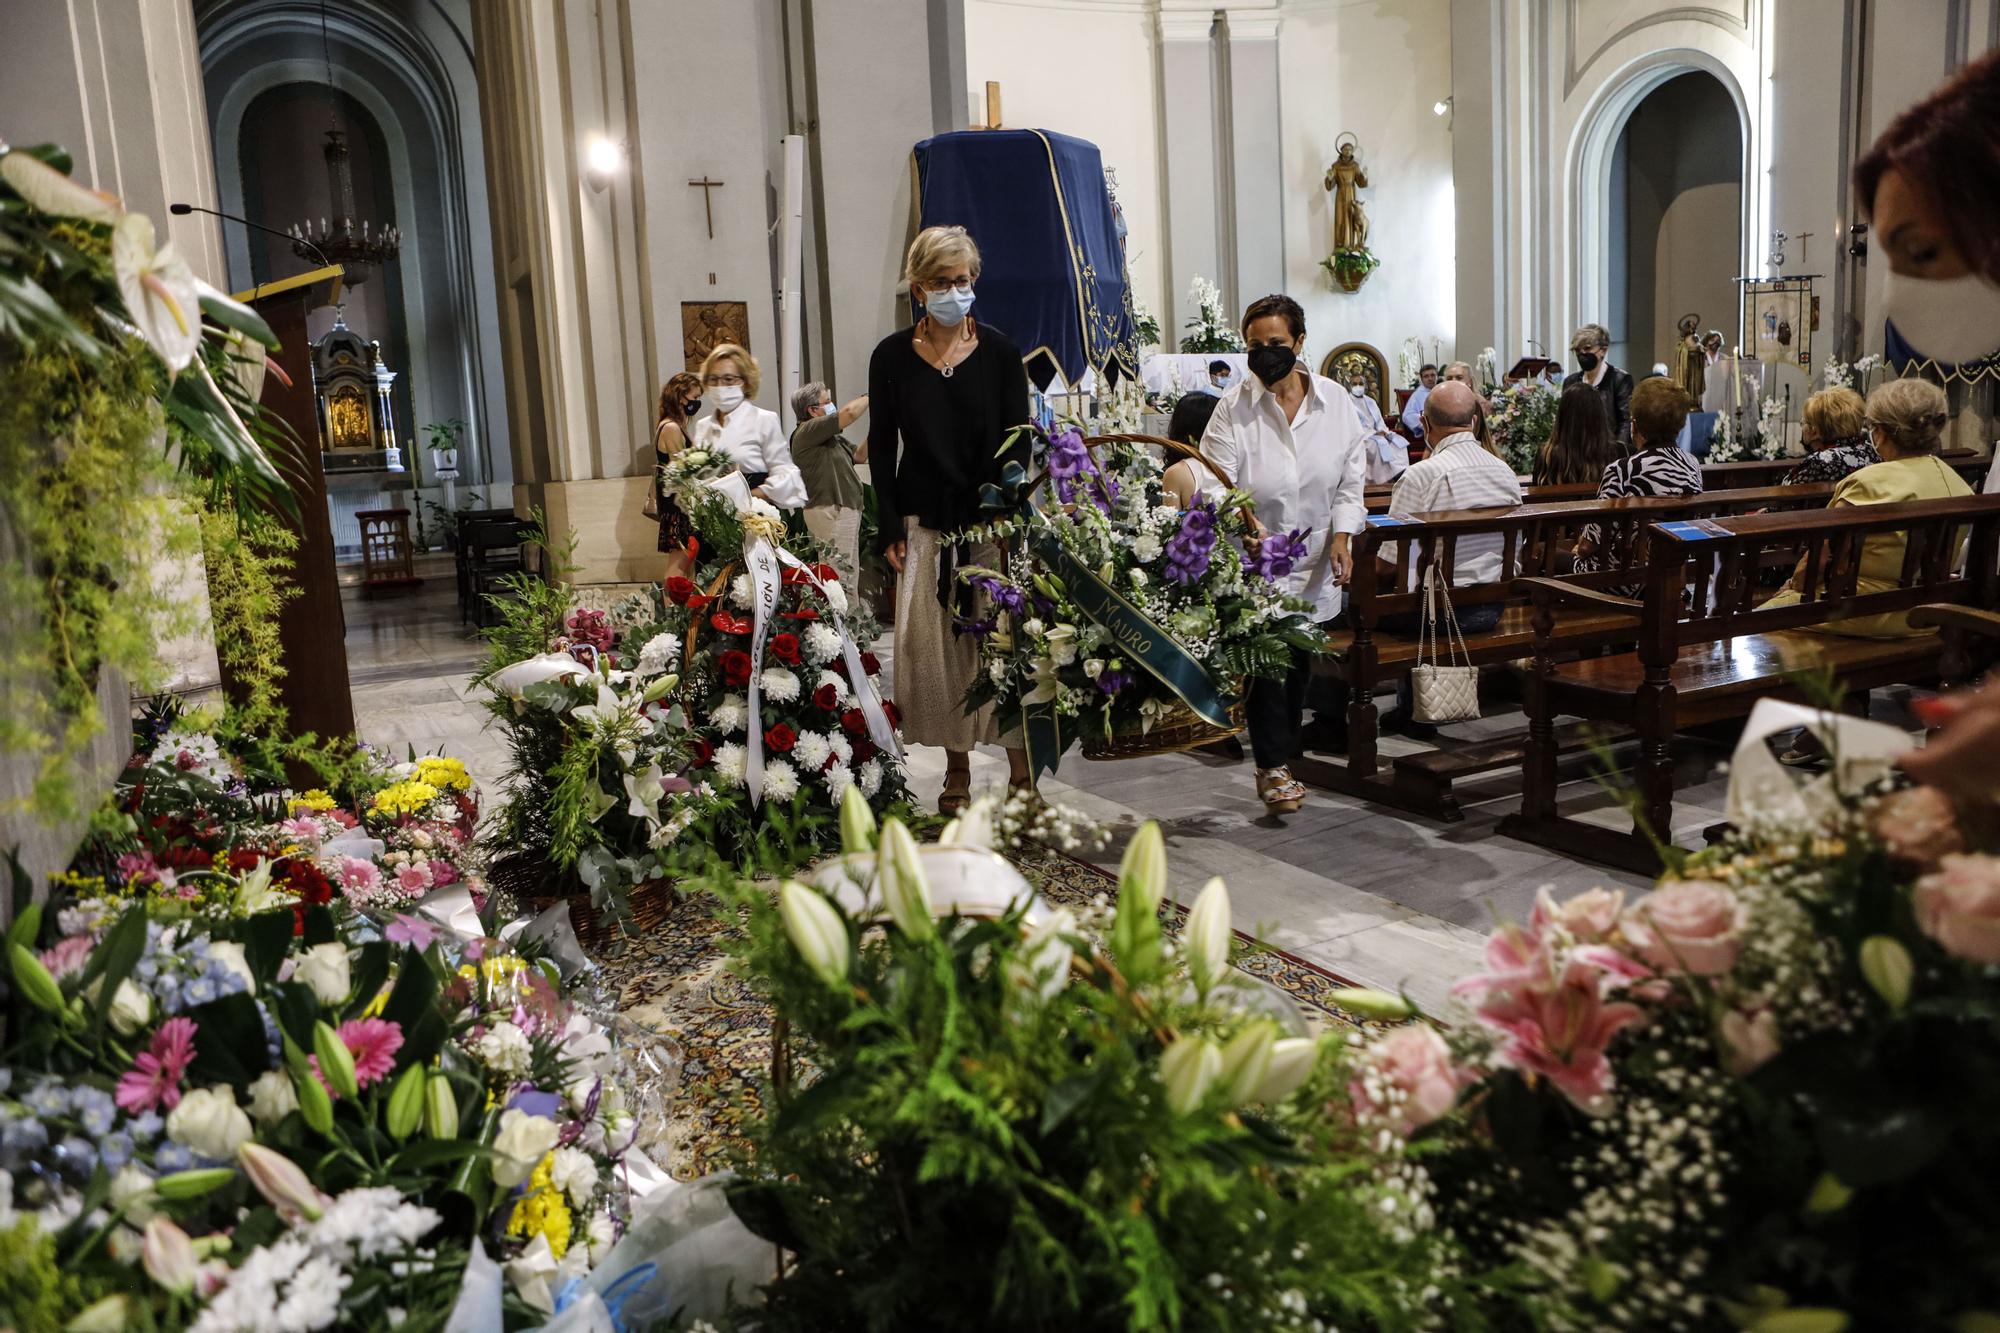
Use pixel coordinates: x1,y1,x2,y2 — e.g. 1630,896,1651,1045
308,1187,441,1262
474,1021,533,1077
730,574,754,608
759,666,801,703
636,632,677,677
713,742,748,788
711,694,748,734
824,763,855,799
828,732,853,765
793,730,833,773
275,1254,346,1331
550,1146,601,1209
858,759,884,797
762,757,799,801
804,623,842,664
1132,533,1162,563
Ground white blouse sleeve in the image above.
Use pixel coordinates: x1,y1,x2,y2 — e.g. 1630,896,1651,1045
1196,394,1239,502
751,408,808,509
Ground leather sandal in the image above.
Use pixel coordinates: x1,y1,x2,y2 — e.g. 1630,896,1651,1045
1256,766,1306,814
938,772,972,816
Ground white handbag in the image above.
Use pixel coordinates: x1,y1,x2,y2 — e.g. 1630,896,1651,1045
1410,564,1480,724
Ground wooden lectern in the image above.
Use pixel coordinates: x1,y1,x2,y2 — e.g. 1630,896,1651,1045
233,265,356,744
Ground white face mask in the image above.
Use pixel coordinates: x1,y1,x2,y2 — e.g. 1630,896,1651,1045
1349,382,1366,397
1883,268,2000,366
712,384,745,412
924,285,976,327
820,400,839,417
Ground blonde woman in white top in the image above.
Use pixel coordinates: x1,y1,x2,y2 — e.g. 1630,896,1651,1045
692,343,807,508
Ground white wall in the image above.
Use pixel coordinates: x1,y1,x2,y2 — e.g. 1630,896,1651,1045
962,0,1168,330
1277,0,1456,373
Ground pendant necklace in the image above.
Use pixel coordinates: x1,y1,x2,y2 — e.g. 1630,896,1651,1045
918,319,969,378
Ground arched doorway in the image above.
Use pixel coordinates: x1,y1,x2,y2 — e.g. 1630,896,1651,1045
1607,72,1742,375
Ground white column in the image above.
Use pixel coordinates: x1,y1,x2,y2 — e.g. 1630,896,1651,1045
1157,5,1222,339
1220,8,1286,311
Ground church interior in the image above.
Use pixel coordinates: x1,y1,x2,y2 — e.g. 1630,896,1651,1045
4,1,2000,1328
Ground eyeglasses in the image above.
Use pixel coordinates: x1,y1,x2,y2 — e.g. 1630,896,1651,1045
919,277,974,294
703,374,745,387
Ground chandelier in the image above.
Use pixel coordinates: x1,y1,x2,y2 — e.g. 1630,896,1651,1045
287,0,399,285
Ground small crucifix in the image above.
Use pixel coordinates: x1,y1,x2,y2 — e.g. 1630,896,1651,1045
688,176,724,240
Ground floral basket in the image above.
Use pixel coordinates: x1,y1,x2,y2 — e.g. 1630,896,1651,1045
957,428,1320,776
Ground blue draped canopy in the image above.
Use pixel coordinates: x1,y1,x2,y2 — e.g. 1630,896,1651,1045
912,128,1139,390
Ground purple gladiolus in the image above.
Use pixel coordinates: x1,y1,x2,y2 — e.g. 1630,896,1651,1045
1243,527,1310,580
1164,497,1220,586
1045,428,1118,512
1096,670,1133,695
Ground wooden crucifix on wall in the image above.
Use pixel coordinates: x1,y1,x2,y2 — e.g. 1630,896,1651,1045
688,176,724,239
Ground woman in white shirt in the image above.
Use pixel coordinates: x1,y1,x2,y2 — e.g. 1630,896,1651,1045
1198,294,1367,816
692,343,806,509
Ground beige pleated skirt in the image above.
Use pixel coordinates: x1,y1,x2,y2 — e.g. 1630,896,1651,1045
892,519,1018,751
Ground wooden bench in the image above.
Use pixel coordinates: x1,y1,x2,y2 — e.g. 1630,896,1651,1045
1701,449,1983,490
1364,480,1597,514
1290,483,1836,820
1499,493,2000,873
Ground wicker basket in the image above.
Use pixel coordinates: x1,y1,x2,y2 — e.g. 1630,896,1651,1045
1038,433,1250,762
491,852,680,952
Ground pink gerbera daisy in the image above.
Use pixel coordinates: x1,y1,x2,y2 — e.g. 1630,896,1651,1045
116,1016,198,1114
337,856,383,896
339,1018,404,1088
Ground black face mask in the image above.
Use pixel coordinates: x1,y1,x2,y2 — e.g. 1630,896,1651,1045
1247,342,1297,387
1575,351,1600,372
682,398,701,417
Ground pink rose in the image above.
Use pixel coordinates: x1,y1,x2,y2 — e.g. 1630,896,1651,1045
1538,887,1624,942
1350,1026,1467,1136
1718,1001,1780,1077
1623,880,1745,977
1913,853,2000,964
1871,785,1964,868
395,862,433,895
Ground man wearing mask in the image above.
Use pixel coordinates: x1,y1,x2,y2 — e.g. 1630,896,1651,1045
1561,323,1634,443
1399,362,1439,434
1345,367,1406,483
1195,359,1233,396
788,381,870,582
1198,293,1366,817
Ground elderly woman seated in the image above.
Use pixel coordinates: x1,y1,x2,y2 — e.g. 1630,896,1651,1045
1764,376,1972,637
1782,385,1878,485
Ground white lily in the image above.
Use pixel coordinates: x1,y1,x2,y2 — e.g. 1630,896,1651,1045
487,653,591,700
571,681,626,731
838,782,876,855
1218,1021,1276,1104
877,818,933,940
1009,906,1075,1001
779,880,850,987
1255,1037,1321,1105
938,793,998,852
1183,876,1232,995
623,763,664,823
1159,1035,1221,1115
0,149,121,222
1118,822,1166,915
112,213,200,373
1022,657,1061,706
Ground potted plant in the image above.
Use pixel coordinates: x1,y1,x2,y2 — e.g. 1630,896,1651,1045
1321,246,1381,294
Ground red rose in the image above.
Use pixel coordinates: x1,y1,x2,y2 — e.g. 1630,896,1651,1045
720,650,753,686
882,699,902,727
764,724,797,754
853,737,879,763
814,683,840,711
861,652,882,676
693,737,715,766
664,576,696,605
840,709,867,737
770,633,801,665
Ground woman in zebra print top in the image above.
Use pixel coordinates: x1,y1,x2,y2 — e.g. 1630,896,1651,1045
1572,378,1701,575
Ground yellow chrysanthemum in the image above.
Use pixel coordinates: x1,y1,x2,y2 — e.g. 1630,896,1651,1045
505,1153,574,1258
371,780,441,817
288,789,338,813
413,756,473,793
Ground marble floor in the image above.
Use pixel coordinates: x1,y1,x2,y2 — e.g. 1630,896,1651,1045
339,563,1921,1011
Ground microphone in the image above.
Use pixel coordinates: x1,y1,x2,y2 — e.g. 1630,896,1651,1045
169,202,331,270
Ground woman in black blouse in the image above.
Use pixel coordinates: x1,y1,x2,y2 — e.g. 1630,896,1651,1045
869,225,1032,811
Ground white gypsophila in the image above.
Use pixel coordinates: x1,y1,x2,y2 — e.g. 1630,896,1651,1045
549,1146,601,1209
759,666,801,703
711,694,748,735
1132,532,1162,563
792,731,833,774
824,763,855,800
804,622,842,664
762,757,800,802
858,759,883,797
636,633,677,677
474,1021,533,1077
713,742,748,788
816,668,851,706
730,574,753,608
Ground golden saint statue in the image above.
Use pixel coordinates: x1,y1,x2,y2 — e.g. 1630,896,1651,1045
1672,313,1705,402
1322,134,1370,252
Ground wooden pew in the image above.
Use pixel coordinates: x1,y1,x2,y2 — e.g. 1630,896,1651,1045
1364,480,1596,514
1292,483,1835,820
1500,493,2000,873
